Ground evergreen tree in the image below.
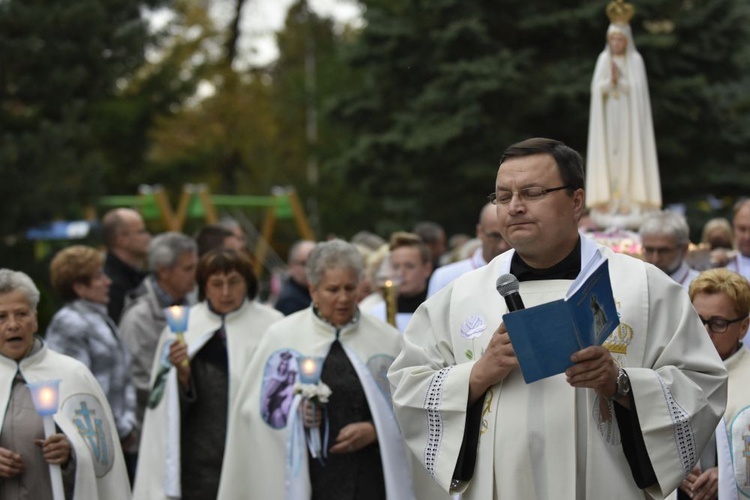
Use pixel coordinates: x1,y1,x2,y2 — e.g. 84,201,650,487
330,0,750,236
0,0,169,237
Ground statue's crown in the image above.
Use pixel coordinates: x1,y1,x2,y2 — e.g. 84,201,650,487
606,0,635,24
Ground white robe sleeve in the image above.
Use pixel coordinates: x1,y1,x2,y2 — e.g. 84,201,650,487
388,287,474,493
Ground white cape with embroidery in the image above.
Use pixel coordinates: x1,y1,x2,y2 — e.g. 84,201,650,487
132,300,282,500
714,346,750,499
389,234,727,499
217,307,449,500
0,341,131,499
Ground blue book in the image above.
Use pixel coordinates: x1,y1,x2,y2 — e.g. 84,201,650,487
503,257,618,384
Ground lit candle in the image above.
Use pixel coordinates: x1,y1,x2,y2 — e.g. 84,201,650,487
382,279,398,327
27,380,64,500
297,355,324,384
164,305,190,367
165,305,189,333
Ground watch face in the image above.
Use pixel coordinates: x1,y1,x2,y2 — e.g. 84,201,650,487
617,369,630,397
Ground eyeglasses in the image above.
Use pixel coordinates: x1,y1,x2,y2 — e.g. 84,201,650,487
488,185,571,205
698,315,746,333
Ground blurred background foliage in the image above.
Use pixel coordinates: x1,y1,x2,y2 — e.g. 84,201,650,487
1,0,749,266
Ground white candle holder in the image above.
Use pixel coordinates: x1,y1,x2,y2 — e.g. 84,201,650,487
165,305,190,366
298,355,324,384
27,379,64,500
295,355,328,461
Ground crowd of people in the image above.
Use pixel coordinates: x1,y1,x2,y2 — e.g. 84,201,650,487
1,138,750,499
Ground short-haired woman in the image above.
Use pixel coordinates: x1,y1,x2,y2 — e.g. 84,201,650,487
134,248,282,500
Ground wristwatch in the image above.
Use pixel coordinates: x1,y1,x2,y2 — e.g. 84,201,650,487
610,367,630,400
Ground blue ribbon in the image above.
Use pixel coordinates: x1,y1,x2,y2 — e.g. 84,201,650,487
304,401,330,465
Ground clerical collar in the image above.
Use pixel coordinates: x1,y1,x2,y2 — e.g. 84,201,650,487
510,238,581,282
398,289,428,313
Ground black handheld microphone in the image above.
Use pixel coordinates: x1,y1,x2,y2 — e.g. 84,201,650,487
496,273,525,312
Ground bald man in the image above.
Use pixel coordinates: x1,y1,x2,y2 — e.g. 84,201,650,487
102,208,151,322
427,203,510,297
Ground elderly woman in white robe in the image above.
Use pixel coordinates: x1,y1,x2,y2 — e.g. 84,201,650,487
0,269,131,499
218,239,448,500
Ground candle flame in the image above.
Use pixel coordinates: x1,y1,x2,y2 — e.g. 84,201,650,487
38,386,57,411
301,358,317,375
168,305,184,320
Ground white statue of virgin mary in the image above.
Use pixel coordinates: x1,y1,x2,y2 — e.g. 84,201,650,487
586,0,661,228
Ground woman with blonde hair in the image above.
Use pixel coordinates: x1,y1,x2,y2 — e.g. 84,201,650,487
45,245,138,472
684,268,750,499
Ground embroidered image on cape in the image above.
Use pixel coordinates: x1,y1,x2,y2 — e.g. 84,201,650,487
62,393,115,477
260,349,300,429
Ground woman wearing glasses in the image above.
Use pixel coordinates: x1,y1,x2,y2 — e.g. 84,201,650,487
684,268,750,500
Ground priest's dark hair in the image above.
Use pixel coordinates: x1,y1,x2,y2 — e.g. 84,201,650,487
499,137,584,192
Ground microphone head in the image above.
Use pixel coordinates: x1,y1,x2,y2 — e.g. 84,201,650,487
496,273,520,297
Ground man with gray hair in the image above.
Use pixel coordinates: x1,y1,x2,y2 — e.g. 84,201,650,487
119,231,198,431
639,210,699,289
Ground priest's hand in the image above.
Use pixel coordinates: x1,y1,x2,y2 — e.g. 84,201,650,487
329,422,376,454
680,465,718,500
169,339,191,387
468,323,518,404
0,446,24,478
37,433,71,466
567,346,630,409
300,399,323,429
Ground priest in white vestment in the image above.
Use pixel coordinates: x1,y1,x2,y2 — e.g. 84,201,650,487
585,2,661,221
388,138,727,500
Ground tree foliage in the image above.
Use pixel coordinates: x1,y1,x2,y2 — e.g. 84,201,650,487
1,0,748,247
329,0,750,237
0,0,169,237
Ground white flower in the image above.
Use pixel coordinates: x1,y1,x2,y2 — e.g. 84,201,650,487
460,315,487,340
316,382,332,403
294,381,332,404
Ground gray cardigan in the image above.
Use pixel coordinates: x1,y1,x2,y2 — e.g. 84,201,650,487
46,299,136,440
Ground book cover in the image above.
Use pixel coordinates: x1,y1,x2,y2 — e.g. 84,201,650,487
502,258,619,384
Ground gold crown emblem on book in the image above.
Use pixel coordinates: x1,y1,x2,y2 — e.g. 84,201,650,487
606,0,635,24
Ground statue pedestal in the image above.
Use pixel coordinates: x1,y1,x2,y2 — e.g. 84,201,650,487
589,205,660,232
590,210,645,231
